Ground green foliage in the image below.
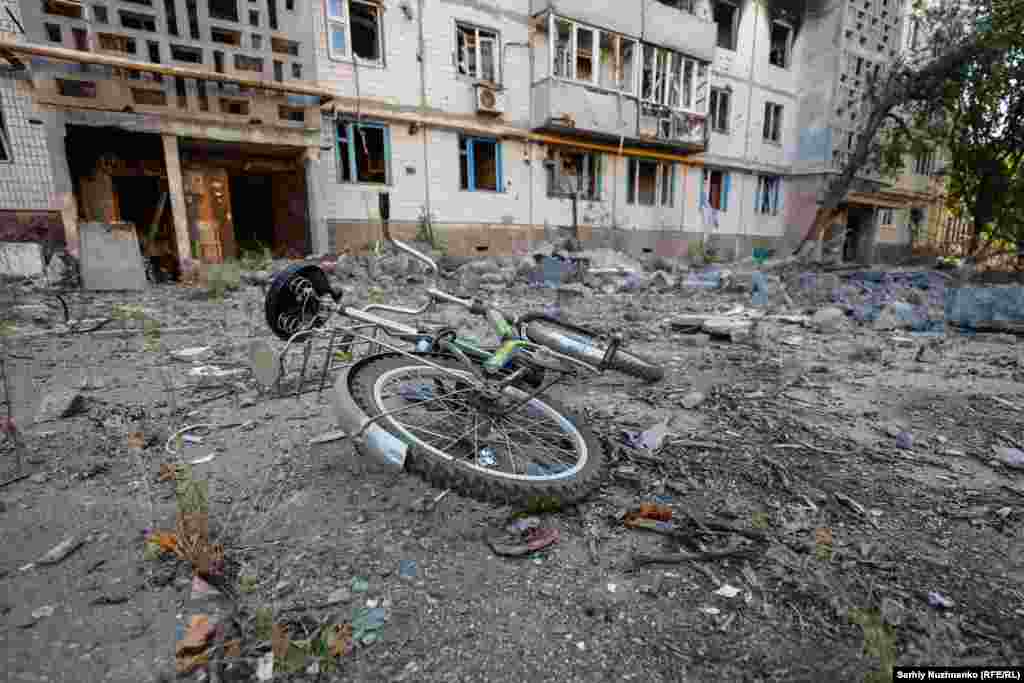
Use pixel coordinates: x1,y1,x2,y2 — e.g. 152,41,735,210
204,262,243,299
849,608,897,683
239,243,273,272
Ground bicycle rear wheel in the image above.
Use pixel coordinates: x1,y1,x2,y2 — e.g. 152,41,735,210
522,318,664,382
347,354,606,505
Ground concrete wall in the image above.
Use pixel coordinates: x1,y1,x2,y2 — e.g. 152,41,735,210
0,0,71,247
17,0,315,82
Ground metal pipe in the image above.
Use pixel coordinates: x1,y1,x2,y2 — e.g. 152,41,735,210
341,307,419,336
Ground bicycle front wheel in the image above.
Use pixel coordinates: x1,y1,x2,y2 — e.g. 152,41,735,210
523,319,664,382
347,354,606,505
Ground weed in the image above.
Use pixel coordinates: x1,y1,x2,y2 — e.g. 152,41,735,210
848,607,896,683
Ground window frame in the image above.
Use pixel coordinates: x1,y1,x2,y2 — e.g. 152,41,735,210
768,20,792,69
700,168,731,212
455,21,500,84
639,44,700,113
714,1,739,51
326,0,384,66
627,158,675,207
549,14,638,96
0,101,11,163
763,101,783,144
459,135,503,193
755,175,782,216
709,87,730,133
547,148,602,200
336,120,391,185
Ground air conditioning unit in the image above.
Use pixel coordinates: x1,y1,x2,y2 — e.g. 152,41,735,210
475,84,505,115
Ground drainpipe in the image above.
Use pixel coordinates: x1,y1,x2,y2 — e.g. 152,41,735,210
417,0,431,239
740,0,762,258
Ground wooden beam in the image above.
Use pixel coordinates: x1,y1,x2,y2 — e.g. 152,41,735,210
0,39,335,101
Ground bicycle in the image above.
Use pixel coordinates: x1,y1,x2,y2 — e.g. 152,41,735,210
262,193,663,505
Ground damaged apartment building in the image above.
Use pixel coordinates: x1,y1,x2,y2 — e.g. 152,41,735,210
0,0,945,275
1,0,326,279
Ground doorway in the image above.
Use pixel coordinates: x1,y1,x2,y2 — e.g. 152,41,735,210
229,174,275,255
844,206,875,263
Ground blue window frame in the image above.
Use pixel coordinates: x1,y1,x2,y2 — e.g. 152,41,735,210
459,135,502,192
336,120,390,184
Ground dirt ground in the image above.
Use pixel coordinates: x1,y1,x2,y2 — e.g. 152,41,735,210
1,266,1023,683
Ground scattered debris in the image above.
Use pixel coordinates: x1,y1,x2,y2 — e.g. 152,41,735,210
309,430,348,445
626,420,671,451
188,453,217,465
994,447,1024,470
488,526,560,557
350,577,369,594
714,584,742,599
188,365,247,387
399,560,418,580
927,591,955,609
35,388,85,422
895,431,914,450
171,346,214,362
680,391,706,410
37,535,86,565
31,605,56,620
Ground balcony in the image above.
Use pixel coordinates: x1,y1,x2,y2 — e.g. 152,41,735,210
532,16,711,154
529,0,715,62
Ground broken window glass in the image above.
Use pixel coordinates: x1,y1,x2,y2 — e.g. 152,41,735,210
620,40,636,94
548,149,601,200
554,18,572,78
0,101,10,162
709,88,729,132
763,102,783,143
598,33,616,90
207,0,238,23
769,22,791,68
350,1,381,62
668,54,683,108
703,169,729,210
457,24,498,82
715,1,737,50
575,26,594,83
641,45,656,101
459,136,501,192
637,160,657,206
337,121,390,184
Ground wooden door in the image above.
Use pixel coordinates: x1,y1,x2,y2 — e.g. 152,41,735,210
182,167,237,263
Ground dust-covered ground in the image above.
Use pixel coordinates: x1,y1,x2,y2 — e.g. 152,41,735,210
1,257,1023,683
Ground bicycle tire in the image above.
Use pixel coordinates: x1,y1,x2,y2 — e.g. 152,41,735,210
265,264,333,341
347,354,606,505
523,320,664,382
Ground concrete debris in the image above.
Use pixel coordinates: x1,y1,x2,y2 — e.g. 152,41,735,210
993,447,1024,470
188,366,247,387
171,346,214,363
37,535,87,565
35,388,85,423
680,391,706,410
811,307,847,332
0,241,45,277
676,333,710,347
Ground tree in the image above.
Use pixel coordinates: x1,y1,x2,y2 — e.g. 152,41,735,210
793,0,1021,261
896,1,1024,265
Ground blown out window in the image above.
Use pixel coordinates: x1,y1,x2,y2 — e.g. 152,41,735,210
459,136,502,192
627,159,675,207
547,148,601,200
337,121,390,184
0,102,11,161
456,23,498,83
326,0,383,64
